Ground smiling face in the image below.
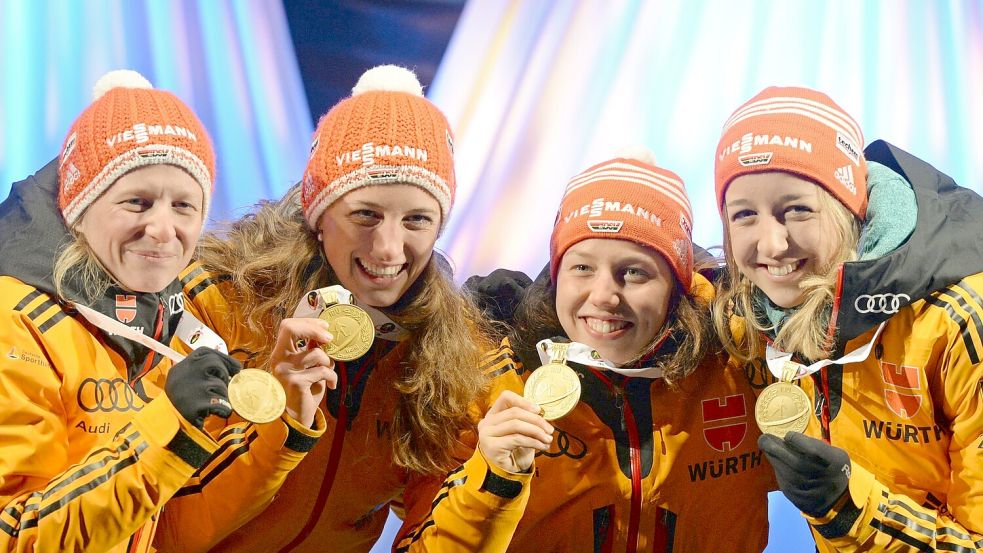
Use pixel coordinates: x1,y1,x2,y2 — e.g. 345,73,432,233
318,184,441,308
74,164,204,293
554,238,674,365
724,172,848,308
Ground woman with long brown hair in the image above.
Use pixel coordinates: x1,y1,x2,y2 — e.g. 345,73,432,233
176,65,527,552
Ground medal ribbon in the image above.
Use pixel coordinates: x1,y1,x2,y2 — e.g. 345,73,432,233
536,339,664,379
73,303,227,362
765,322,886,381
292,286,408,342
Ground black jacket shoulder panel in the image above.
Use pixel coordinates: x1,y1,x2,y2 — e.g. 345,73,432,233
832,140,983,353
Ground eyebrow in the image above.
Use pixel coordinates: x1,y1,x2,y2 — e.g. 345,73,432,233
347,200,439,215
726,193,810,209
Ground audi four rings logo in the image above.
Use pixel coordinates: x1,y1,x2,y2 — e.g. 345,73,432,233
854,293,911,314
77,378,144,413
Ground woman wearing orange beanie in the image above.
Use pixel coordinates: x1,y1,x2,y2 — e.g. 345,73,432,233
178,65,529,552
713,86,983,550
0,71,327,552
397,149,775,552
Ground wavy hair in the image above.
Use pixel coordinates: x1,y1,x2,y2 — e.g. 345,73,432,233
195,185,496,474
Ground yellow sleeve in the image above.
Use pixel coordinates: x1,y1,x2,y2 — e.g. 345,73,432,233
393,448,531,553
153,263,326,552
808,278,983,551
154,410,326,552
0,309,216,552
391,339,531,552
807,462,983,551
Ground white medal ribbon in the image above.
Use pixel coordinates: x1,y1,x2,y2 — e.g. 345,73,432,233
73,303,228,363
292,285,408,342
536,339,664,379
765,321,886,381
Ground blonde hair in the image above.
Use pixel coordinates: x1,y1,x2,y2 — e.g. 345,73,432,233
512,256,718,386
713,187,861,362
195,185,496,475
53,233,113,303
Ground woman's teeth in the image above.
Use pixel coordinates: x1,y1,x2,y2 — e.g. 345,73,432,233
767,263,798,276
587,319,629,334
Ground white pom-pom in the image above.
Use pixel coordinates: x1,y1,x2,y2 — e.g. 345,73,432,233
92,70,153,100
352,65,423,97
613,144,658,166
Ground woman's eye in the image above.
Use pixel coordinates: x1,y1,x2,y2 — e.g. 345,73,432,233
730,209,755,222
785,205,814,217
351,210,381,224
623,267,649,281
123,198,150,210
405,214,434,228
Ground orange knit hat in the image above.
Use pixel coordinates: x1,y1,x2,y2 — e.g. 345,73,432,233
715,86,867,219
302,65,456,229
550,147,694,290
58,70,215,226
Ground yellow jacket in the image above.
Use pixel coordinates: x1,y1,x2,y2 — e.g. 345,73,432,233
797,275,983,552
395,273,775,552
180,263,527,552
0,276,323,553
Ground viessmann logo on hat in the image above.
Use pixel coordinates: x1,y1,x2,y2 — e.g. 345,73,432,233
335,142,429,167
563,197,663,227
718,133,813,161
106,123,199,148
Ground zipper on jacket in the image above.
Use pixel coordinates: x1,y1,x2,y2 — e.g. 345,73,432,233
592,370,643,553
129,300,164,386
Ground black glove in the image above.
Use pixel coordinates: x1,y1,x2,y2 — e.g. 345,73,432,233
759,432,851,518
464,268,533,325
165,348,242,429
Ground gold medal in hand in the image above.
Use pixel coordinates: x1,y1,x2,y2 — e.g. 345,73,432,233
318,303,375,361
523,343,581,421
754,360,810,438
228,368,286,424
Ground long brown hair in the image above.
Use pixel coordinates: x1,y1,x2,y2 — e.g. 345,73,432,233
195,185,496,474
713,187,861,362
512,256,717,386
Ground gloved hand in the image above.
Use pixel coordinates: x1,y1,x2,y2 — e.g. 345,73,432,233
165,348,242,429
759,432,851,518
464,268,533,325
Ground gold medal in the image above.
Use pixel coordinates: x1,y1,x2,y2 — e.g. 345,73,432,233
524,343,581,421
319,303,375,361
228,368,286,424
754,380,811,439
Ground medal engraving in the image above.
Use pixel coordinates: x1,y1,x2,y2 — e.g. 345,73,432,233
228,368,286,424
524,362,581,421
754,381,810,438
319,303,375,361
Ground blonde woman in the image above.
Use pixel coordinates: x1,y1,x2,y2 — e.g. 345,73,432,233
177,65,525,551
713,86,983,551
0,71,325,552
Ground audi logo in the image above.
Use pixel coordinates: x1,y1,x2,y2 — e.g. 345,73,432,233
854,293,910,314
77,378,144,413
538,429,588,460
